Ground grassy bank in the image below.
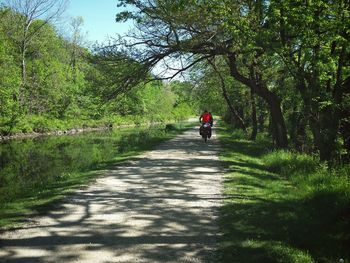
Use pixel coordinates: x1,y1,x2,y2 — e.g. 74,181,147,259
0,122,194,229
218,124,350,263
0,114,194,136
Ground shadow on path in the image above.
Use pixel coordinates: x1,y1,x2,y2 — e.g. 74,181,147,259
0,127,223,263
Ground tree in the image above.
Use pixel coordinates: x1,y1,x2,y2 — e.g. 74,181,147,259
267,0,350,161
3,0,67,108
206,59,247,131
66,16,87,82
0,10,21,133
114,0,288,147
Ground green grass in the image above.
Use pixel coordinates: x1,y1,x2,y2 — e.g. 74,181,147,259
0,113,195,135
0,122,195,229
217,124,350,263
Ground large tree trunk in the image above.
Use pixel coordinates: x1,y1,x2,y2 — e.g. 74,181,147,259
309,107,341,162
295,111,307,152
265,92,288,148
301,86,342,162
250,90,257,141
298,43,345,161
227,53,288,148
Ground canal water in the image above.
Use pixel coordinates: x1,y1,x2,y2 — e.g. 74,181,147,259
0,124,184,206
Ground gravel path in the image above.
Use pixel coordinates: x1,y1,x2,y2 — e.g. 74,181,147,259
0,126,223,263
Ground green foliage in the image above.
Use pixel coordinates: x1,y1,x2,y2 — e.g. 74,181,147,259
172,102,194,121
0,6,196,136
193,70,228,116
219,125,350,263
262,150,319,177
0,15,20,129
262,149,350,210
115,0,350,161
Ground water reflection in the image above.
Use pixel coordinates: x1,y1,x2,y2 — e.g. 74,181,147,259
0,125,172,206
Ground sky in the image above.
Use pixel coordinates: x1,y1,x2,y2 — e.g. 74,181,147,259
67,0,178,78
0,0,133,44
66,0,133,44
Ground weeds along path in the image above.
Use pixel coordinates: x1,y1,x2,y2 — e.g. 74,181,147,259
0,126,223,263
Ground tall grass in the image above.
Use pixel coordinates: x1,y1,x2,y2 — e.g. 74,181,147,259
262,150,350,262
262,150,319,177
218,124,350,263
262,150,350,206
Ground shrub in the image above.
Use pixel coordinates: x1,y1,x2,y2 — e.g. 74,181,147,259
263,149,350,224
30,116,51,133
262,150,319,177
12,118,33,134
230,129,247,140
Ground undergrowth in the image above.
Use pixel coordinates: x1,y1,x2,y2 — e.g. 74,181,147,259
218,125,350,263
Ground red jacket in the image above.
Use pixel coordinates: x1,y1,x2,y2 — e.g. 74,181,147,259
200,112,211,123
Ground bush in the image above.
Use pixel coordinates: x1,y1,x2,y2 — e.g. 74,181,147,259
306,165,350,196
171,103,194,121
262,150,319,177
109,115,123,126
263,149,350,226
230,129,247,140
12,118,33,134
30,116,51,133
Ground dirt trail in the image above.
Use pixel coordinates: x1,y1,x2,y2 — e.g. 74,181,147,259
0,126,223,263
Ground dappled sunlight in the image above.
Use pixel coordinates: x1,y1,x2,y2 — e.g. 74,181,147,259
0,127,223,262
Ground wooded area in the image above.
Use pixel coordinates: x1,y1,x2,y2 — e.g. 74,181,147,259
112,0,350,163
0,0,196,138
0,0,349,164
0,1,349,261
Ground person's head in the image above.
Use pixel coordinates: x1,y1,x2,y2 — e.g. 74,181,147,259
204,109,208,113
